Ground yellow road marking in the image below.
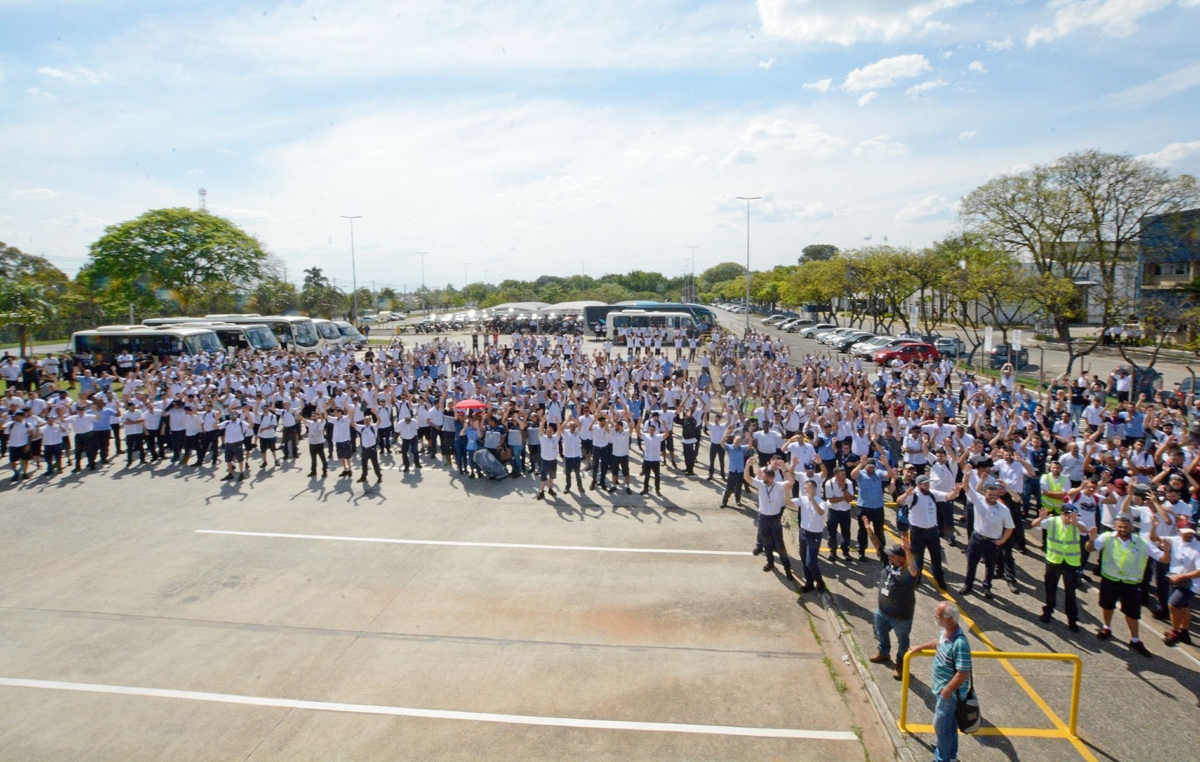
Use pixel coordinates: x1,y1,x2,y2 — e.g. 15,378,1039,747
903,724,1065,738
882,528,1098,762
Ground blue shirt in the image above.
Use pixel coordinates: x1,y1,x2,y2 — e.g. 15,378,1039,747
816,436,836,461
724,443,751,473
857,470,885,509
932,627,972,700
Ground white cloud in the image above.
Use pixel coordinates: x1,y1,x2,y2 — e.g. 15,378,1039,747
664,146,693,161
741,119,849,158
905,78,949,96
896,194,957,219
843,54,931,91
858,91,879,106
37,65,110,83
1138,140,1200,167
1108,61,1200,105
759,58,775,69
987,36,1013,50
624,149,653,162
958,130,977,138
10,188,59,199
757,0,975,45
710,192,841,222
1027,0,1184,47
854,134,907,157
802,78,833,93
968,60,987,73
720,147,759,165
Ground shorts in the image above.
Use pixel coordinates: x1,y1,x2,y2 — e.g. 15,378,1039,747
9,445,31,462
1098,577,1143,619
335,441,354,460
1168,587,1195,609
260,438,277,452
224,442,245,463
540,459,558,480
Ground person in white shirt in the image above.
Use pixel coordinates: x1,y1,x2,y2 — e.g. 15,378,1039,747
257,406,280,467
121,403,146,466
218,408,252,481
785,468,826,593
303,410,328,478
4,408,34,481
561,419,585,493
960,472,1016,599
744,457,797,586
606,413,634,495
354,411,382,483
636,418,666,497
330,407,354,478
822,466,857,561
1162,523,1200,647
536,419,561,500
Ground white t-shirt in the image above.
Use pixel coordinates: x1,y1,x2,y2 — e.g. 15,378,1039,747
642,432,665,462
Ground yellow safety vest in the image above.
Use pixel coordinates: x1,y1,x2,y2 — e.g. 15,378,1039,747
1044,518,1081,567
1100,535,1150,584
1041,473,1067,514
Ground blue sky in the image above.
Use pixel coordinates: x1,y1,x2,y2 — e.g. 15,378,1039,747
2,0,1199,293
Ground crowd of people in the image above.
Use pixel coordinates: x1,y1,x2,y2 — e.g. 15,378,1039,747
3,323,1200,666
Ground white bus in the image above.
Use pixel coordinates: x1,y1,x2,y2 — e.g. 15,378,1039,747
71,325,223,360
204,314,321,353
606,310,697,342
141,318,281,352
313,318,347,348
334,320,368,349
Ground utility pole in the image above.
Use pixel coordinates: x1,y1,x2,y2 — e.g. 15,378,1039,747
735,196,760,336
341,215,362,322
414,251,427,314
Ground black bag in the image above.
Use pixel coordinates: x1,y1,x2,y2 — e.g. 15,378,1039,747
955,680,982,734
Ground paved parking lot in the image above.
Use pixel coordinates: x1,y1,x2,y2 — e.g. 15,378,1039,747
0,451,890,761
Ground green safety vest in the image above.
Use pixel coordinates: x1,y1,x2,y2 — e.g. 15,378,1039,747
1041,473,1067,514
1044,518,1081,567
1100,534,1151,584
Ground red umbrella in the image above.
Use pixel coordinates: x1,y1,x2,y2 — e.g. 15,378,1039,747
455,399,487,411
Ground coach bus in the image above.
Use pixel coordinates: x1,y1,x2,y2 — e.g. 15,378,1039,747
606,310,697,342
141,318,281,352
585,302,716,336
204,314,322,353
71,325,224,361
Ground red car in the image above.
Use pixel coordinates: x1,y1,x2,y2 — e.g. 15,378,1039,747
874,342,940,365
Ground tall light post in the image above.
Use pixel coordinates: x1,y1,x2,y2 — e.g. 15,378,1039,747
414,251,427,314
687,245,699,302
735,196,760,335
341,215,362,322
463,262,470,289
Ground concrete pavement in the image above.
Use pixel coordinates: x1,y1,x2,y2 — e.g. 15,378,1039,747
0,447,890,760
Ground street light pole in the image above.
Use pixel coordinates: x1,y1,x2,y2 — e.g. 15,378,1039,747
463,262,470,290
735,196,760,336
687,245,699,302
341,215,362,322
414,251,427,314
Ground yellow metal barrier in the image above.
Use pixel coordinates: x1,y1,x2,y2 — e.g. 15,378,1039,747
899,649,1083,740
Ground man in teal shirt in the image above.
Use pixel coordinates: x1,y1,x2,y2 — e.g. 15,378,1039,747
910,601,972,762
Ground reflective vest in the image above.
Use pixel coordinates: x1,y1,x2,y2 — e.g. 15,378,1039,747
1044,518,1081,567
1099,534,1151,584
1041,473,1067,514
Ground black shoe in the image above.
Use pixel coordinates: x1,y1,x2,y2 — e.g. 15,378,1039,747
1096,627,1112,641
321,470,327,477
1130,640,1153,658
762,563,775,572
1007,581,1020,594
828,552,838,562
536,492,545,501
934,577,948,590
307,471,316,477
719,502,727,509
1152,608,1170,622
1068,622,1080,633
858,554,868,562
625,487,632,494
785,568,797,583
982,588,995,599
752,547,763,557
1039,611,1052,624
957,585,973,596
357,476,367,483
800,583,816,593
221,474,233,481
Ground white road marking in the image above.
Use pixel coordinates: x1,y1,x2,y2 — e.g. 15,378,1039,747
196,529,752,556
0,677,857,740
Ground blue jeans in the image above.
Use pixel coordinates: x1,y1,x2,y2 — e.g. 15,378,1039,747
933,693,959,762
508,444,524,475
873,610,912,663
800,530,825,588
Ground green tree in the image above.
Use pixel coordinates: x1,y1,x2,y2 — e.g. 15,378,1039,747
699,262,745,293
86,208,267,315
0,280,58,355
799,244,838,263
301,267,343,318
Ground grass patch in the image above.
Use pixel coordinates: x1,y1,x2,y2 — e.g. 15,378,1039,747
823,655,849,700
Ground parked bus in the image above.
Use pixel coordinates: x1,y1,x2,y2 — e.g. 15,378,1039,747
71,325,223,361
606,310,697,342
204,314,321,353
313,318,347,348
141,318,281,352
585,302,716,336
334,320,368,349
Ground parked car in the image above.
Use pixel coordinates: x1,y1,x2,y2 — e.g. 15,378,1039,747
833,331,875,353
934,336,965,358
874,342,940,365
762,314,791,326
989,343,1030,369
821,327,862,345
800,323,837,338
780,317,815,332
850,335,902,357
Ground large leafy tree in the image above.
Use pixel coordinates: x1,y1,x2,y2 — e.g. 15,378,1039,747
87,207,267,315
0,280,58,355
